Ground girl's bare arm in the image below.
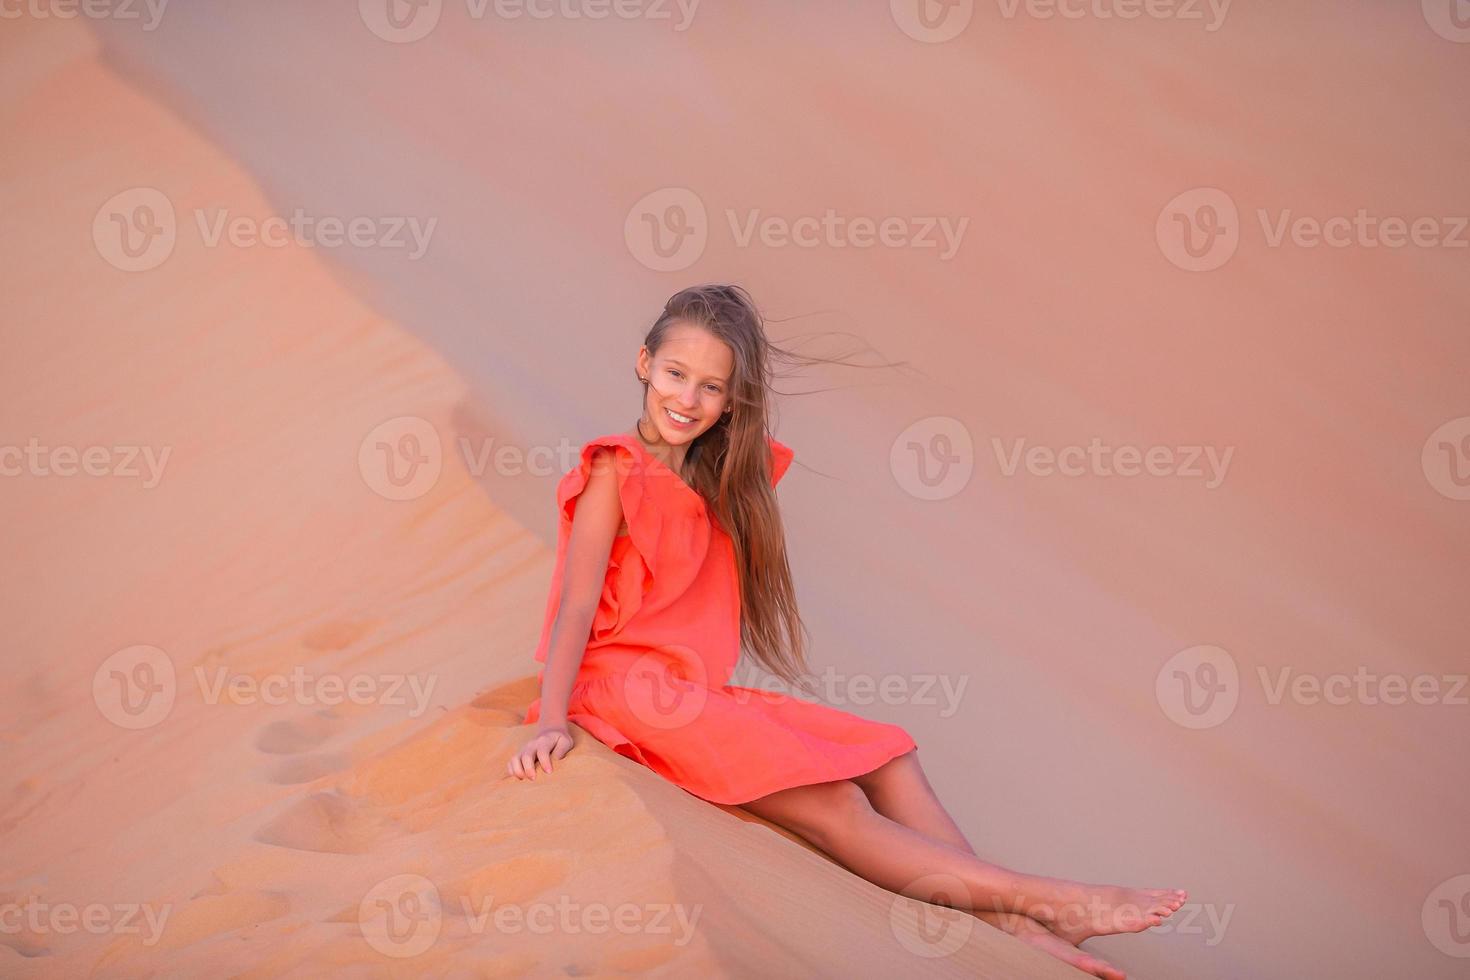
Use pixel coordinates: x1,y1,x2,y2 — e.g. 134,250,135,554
534,446,623,730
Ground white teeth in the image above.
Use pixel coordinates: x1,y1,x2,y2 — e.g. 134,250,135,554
665,408,695,424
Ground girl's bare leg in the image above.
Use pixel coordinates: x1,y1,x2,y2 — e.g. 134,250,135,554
738,761,1185,978
849,750,1132,978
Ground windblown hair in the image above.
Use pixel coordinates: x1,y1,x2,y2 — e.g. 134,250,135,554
640,284,816,693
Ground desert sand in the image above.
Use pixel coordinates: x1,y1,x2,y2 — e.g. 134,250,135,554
0,15,1082,979
3,4,1468,978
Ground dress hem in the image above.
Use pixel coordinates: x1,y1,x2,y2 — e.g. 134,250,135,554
682,733,920,807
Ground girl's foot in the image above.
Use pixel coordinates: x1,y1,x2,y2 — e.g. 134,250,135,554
986,911,1127,980
1028,882,1188,944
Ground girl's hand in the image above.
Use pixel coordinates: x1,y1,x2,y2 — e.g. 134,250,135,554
507,725,573,781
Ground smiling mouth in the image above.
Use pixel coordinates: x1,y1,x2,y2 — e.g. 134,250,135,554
663,407,698,425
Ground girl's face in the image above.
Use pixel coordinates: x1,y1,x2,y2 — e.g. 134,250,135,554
637,322,734,445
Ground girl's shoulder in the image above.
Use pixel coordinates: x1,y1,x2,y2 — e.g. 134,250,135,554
560,429,794,492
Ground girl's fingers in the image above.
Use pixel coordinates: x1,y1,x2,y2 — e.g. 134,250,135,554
508,735,573,781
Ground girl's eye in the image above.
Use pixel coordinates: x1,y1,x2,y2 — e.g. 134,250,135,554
667,368,721,395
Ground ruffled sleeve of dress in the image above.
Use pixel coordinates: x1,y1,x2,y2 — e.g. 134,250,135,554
766,432,795,487
535,433,725,662
532,435,662,662
556,436,664,578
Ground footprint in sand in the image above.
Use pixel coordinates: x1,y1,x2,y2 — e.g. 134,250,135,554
253,709,346,755
301,619,378,652
0,892,51,958
90,890,289,969
470,677,541,728
446,852,575,913
253,791,393,854
267,753,349,785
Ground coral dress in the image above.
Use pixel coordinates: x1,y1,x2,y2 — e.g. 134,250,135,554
523,432,917,806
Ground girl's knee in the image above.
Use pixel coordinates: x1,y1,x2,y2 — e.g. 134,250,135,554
852,748,919,794
743,778,873,845
801,779,875,844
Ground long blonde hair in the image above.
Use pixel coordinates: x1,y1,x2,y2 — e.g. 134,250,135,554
641,284,813,691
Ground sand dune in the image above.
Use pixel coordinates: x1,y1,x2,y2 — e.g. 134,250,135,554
0,18,1079,977
5,4,1469,977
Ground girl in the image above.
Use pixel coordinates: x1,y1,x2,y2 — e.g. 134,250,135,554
511,284,1185,979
